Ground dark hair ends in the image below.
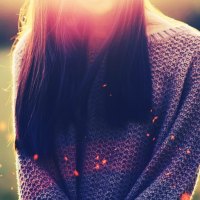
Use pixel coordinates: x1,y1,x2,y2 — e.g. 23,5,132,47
14,0,153,160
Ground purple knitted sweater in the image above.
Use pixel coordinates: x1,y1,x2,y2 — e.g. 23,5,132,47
12,23,200,200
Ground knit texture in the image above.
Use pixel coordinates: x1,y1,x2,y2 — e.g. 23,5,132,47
12,23,200,200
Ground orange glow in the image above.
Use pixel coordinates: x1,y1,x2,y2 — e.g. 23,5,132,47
180,192,191,200
165,172,172,176
146,133,150,137
33,154,39,161
64,156,69,161
152,116,158,123
94,163,100,170
152,137,156,141
170,134,175,140
102,83,108,88
0,121,7,132
74,169,79,176
102,159,107,165
95,155,100,160
186,149,191,154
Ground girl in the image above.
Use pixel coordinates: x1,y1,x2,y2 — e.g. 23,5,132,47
12,0,200,199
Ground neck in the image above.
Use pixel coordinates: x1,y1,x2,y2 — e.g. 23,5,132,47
87,8,116,40
86,1,179,51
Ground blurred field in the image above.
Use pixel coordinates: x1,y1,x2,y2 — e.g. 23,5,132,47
0,48,18,199
0,0,200,200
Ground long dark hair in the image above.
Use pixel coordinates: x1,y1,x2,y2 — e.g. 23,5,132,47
13,0,153,160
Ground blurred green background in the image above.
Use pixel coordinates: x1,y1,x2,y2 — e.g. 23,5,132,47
0,0,200,199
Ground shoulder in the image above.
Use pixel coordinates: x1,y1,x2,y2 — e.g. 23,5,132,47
148,23,200,80
169,21,200,50
179,23,200,45
148,15,200,48
179,24,200,68
151,23,200,59
180,24,200,63
173,24,200,83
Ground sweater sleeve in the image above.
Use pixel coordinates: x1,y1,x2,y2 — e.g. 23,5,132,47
125,50,200,200
12,34,70,200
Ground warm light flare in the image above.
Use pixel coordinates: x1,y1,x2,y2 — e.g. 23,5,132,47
64,156,69,161
102,83,108,88
152,116,158,123
180,192,191,200
186,149,191,154
74,169,79,176
94,163,100,170
170,134,175,140
152,137,156,141
33,154,39,161
102,159,107,165
0,121,7,132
